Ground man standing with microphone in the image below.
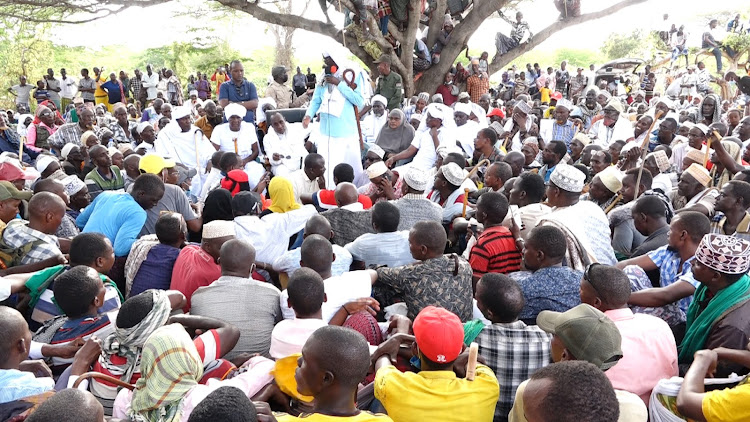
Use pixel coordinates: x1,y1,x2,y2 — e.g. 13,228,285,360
302,50,368,187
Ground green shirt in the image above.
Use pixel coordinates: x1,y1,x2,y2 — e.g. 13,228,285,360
84,166,125,200
375,71,404,111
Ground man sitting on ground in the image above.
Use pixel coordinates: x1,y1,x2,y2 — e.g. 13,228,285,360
392,166,442,231
369,221,474,321
23,232,122,330
469,192,521,284
301,163,372,211
630,195,671,257
372,306,500,421
170,220,235,312
2,192,65,265
710,180,750,239
321,183,374,247
33,266,117,373
519,361,622,422
505,172,551,242
677,234,750,377
619,211,710,329
580,264,678,404
345,202,413,269
279,235,372,322
191,239,281,359
271,214,352,278
508,304,648,421
126,212,186,297
468,273,552,421
265,326,392,421
269,268,328,359
84,145,124,200
514,225,582,324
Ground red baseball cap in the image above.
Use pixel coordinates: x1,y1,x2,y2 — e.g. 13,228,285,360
0,162,35,181
551,91,563,101
487,108,505,119
413,306,463,364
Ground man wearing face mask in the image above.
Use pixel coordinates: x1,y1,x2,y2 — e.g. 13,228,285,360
264,65,312,109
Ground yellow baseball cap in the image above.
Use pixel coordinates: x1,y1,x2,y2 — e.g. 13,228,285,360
139,154,176,174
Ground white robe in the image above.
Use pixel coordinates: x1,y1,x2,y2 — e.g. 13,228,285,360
361,112,387,144
210,121,264,187
588,116,633,147
264,123,310,177
155,123,215,196
454,120,480,157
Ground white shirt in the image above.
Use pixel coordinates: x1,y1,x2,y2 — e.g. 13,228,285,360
270,318,328,359
588,116,633,147
264,125,310,176
410,126,453,171
362,112,388,143
504,118,533,151
233,205,318,264
141,72,160,100
60,76,78,99
288,169,320,203
344,231,415,268
199,167,223,203
679,73,698,97
210,122,258,159
155,124,215,196
454,120,480,156
279,270,373,321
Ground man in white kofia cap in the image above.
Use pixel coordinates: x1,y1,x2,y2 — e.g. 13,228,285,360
155,105,215,197
538,165,617,268
209,102,265,188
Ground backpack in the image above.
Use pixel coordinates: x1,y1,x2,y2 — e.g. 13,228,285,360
0,221,48,270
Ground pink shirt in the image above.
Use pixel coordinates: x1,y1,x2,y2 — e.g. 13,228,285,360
112,356,274,422
170,245,221,312
604,308,678,405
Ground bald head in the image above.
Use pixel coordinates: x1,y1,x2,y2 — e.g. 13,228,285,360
33,178,69,206
304,214,333,240
29,191,66,220
0,306,29,367
219,239,256,277
334,182,358,207
300,234,333,275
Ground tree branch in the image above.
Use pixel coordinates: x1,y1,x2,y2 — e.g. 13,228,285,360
487,0,649,75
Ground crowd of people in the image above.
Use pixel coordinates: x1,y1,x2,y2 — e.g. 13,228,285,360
2,3,750,421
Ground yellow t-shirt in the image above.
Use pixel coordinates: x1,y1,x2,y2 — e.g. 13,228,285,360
702,382,750,422
276,412,392,422
374,364,499,422
540,87,551,104
94,74,107,97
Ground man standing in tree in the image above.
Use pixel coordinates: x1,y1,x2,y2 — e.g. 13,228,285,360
374,54,404,112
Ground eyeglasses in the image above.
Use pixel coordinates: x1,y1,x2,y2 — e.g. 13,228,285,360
583,263,600,283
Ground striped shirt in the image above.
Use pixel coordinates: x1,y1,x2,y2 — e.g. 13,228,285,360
469,226,522,278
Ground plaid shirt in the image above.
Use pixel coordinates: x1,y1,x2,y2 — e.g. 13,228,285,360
467,74,490,104
474,321,551,421
648,245,700,313
2,220,61,265
49,122,86,149
130,77,143,99
551,120,575,148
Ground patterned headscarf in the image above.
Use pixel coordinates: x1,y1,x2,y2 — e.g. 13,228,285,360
128,324,203,422
99,289,172,383
700,94,722,124
267,176,301,214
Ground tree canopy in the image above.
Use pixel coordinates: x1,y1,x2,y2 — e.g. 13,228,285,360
0,0,649,98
